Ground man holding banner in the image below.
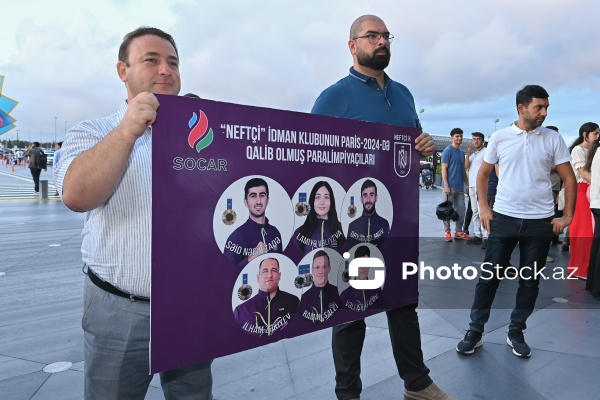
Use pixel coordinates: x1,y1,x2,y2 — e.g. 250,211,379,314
54,27,213,399
311,15,454,400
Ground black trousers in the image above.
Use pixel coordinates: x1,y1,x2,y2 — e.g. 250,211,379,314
332,304,432,399
463,197,473,231
586,209,600,297
30,167,42,192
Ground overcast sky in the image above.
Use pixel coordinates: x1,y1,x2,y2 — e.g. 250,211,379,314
1,0,598,146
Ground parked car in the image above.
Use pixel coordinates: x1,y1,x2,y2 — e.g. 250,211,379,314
46,151,55,165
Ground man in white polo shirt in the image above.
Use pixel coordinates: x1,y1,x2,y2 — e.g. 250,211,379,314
456,85,576,358
465,132,488,249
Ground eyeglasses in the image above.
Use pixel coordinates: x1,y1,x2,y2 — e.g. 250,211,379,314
353,33,394,45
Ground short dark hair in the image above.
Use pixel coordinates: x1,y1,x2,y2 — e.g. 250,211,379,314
360,179,377,194
33,142,40,147
516,85,549,109
57,141,63,147
472,132,484,140
118,26,178,65
244,177,269,199
313,250,330,266
450,128,463,137
354,245,371,258
546,126,559,132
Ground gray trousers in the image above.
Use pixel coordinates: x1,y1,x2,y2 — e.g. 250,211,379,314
83,277,213,400
469,186,488,239
443,189,466,233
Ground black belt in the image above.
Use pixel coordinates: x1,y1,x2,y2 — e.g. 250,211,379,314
87,267,150,301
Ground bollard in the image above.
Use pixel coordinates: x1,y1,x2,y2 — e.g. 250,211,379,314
40,180,49,200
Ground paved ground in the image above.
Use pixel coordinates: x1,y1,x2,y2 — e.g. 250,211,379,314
1,172,599,400
0,161,59,200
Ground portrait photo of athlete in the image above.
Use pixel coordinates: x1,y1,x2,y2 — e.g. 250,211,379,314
338,244,384,312
214,176,294,267
232,256,300,337
343,178,393,247
292,179,346,255
297,248,344,323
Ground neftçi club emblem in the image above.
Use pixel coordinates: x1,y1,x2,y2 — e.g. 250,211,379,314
394,142,411,178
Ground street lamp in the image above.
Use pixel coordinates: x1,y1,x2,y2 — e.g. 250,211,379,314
64,120,68,136
419,108,425,122
494,118,499,131
54,116,58,148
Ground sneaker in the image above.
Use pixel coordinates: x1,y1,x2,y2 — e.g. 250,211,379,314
463,228,470,236
444,231,452,242
454,231,470,240
467,236,482,245
456,330,483,354
404,382,455,400
481,239,488,249
507,330,531,357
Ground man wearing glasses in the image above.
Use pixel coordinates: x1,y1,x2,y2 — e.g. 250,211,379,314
311,14,454,400
465,132,489,248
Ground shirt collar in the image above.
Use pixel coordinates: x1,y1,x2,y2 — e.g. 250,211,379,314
349,67,390,85
510,122,542,135
116,100,128,120
258,289,278,300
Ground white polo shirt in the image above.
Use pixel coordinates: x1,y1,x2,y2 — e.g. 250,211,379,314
468,147,487,188
485,124,571,219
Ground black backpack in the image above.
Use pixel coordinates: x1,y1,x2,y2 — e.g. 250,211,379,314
35,149,48,169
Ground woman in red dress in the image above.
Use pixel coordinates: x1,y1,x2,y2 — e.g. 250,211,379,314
568,122,600,278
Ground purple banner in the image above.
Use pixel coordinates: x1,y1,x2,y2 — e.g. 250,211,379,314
151,95,420,373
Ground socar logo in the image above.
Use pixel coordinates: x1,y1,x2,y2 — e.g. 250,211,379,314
188,110,214,152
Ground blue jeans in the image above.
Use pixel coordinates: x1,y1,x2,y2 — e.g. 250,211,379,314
469,212,553,333
83,277,213,400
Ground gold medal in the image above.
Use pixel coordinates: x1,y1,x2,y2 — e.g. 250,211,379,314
295,192,308,216
295,264,313,288
347,196,357,218
237,284,252,300
237,274,253,300
222,198,237,225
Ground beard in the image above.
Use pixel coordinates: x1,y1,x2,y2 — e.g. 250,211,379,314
524,114,545,129
363,203,376,216
356,47,390,71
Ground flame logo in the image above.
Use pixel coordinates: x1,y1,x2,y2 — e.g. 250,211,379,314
187,110,214,152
